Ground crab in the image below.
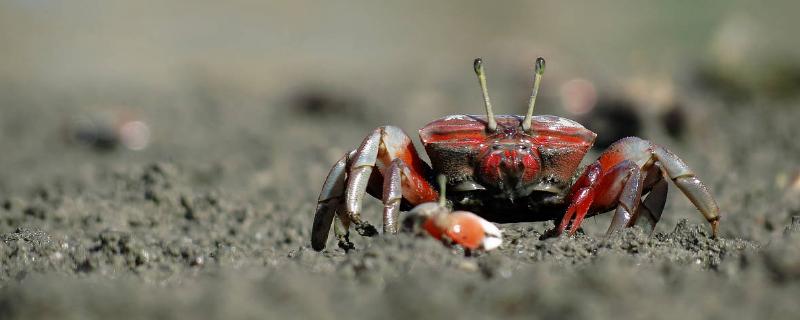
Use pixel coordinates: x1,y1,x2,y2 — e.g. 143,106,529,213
311,57,720,251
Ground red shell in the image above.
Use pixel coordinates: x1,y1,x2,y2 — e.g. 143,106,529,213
418,115,597,190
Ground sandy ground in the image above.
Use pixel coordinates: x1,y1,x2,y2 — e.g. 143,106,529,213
1,78,800,319
2,2,800,319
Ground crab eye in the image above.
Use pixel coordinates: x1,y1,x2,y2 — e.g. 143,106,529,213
517,144,528,150
492,143,502,150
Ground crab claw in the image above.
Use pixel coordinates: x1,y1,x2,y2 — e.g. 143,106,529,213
423,211,502,250
406,202,502,251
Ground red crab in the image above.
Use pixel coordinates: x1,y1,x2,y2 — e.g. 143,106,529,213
311,57,720,251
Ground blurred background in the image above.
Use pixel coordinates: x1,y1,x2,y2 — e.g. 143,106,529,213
4,0,800,91
1,0,800,233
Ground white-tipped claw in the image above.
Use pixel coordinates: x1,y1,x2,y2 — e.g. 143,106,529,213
404,205,504,251
472,213,503,250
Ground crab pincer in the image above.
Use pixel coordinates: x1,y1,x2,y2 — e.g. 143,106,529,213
403,176,503,251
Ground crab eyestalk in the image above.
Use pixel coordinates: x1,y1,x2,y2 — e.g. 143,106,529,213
522,57,546,132
473,58,498,132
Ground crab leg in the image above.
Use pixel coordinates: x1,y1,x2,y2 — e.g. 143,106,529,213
603,160,646,233
652,145,720,235
382,159,405,233
344,128,381,236
312,126,439,251
345,125,438,231
635,176,668,232
556,163,599,235
557,137,720,237
558,160,646,235
311,151,352,251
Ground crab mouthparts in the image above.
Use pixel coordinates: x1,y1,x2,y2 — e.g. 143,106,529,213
480,149,537,200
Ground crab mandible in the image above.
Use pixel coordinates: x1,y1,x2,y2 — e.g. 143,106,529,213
311,57,720,251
